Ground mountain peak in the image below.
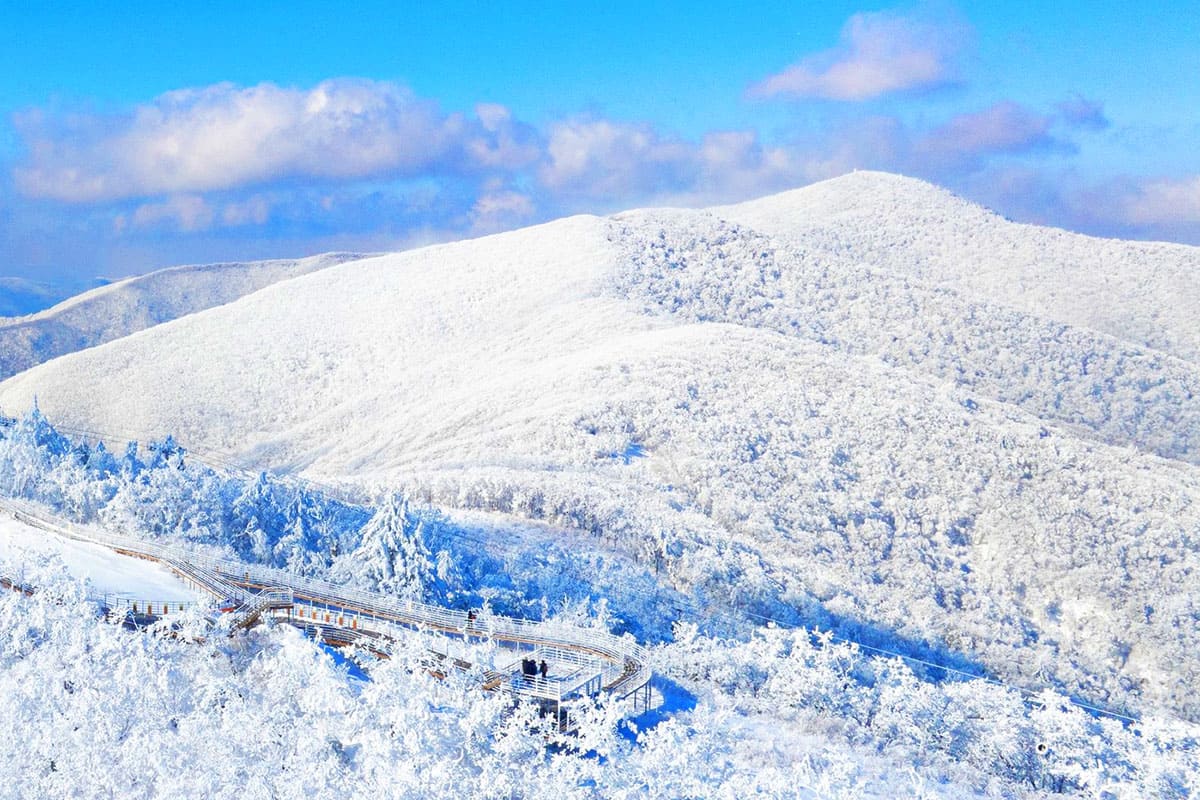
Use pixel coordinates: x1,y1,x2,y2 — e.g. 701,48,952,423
715,169,992,229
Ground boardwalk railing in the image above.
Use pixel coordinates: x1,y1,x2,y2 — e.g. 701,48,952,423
103,596,201,617
233,589,293,630
0,497,652,709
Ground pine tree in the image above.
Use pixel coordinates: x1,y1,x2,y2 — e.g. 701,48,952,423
231,473,282,561
353,493,434,600
275,490,323,572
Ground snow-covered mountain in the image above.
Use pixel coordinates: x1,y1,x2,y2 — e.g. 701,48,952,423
0,277,75,318
2,173,1198,723
720,171,1200,364
0,252,372,381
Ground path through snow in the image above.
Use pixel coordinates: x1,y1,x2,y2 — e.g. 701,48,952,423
0,515,200,601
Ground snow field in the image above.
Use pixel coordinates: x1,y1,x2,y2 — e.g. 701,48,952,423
720,171,1200,363
2,177,1199,721
7,561,1175,799
0,251,371,381
0,514,200,602
0,172,1197,797
0,408,1197,796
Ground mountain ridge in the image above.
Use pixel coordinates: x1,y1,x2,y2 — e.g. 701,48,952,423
720,170,1200,364
0,251,374,381
1,173,1197,720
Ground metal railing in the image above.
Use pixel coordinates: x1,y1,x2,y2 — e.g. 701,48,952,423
232,589,293,630
0,497,652,704
103,595,201,616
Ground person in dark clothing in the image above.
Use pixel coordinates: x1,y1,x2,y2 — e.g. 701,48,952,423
539,659,549,678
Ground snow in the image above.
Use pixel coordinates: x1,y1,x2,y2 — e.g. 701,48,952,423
0,171,1198,758
4,572,1047,799
718,170,1200,364
0,251,372,381
0,514,199,601
2,556,1194,798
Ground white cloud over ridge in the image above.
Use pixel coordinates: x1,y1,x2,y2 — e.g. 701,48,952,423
14,79,538,203
1119,175,1200,225
914,101,1060,171
127,194,214,232
469,181,537,234
748,10,968,101
5,65,1198,267
538,119,698,199
537,120,830,208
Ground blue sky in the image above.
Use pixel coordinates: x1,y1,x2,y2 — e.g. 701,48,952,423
2,1,1198,284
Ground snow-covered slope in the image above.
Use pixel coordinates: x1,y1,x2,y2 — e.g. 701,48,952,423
0,277,74,317
2,179,1198,722
719,171,1200,364
0,252,372,381
0,515,198,601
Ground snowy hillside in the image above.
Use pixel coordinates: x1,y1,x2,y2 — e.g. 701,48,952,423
0,516,199,601
2,176,1198,729
0,252,372,381
719,171,1200,364
0,277,75,317
3,413,1195,798
1,556,1072,800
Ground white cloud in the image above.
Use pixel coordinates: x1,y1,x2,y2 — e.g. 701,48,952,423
12,80,526,203
469,183,537,234
467,103,542,170
692,131,814,199
117,193,273,233
914,102,1057,169
10,72,1199,260
537,119,818,205
749,9,967,101
537,118,696,199
129,195,214,232
220,195,272,227
1117,175,1200,225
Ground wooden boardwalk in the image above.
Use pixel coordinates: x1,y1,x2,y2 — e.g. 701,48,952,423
0,499,653,727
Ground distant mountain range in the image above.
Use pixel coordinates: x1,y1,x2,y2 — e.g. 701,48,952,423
2,171,1197,720
0,277,80,318
0,253,372,381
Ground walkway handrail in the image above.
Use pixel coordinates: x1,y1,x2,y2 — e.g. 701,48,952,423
0,497,652,700
103,595,202,614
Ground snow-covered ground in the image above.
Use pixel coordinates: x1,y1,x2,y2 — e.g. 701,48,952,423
2,565,1045,799
719,171,1200,363
0,251,372,381
3,173,1197,723
1,171,1198,796
0,514,199,602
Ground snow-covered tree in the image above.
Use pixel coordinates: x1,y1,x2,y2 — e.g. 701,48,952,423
339,493,434,600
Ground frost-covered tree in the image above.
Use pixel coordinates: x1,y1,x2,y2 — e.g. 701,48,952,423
230,472,285,561
275,490,329,572
339,493,434,600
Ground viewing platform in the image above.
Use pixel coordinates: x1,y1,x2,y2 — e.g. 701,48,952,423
1,498,653,731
